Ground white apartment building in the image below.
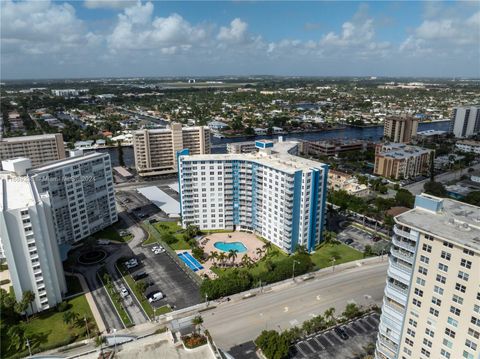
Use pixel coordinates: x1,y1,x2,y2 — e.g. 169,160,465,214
0,173,67,313
133,123,210,176
0,133,66,168
178,141,328,253
376,194,480,359
27,152,117,245
227,141,257,154
450,105,480,138
456,140,480,154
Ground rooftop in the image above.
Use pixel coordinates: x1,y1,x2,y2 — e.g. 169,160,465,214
0,174,35,210
0,133,61,142
378,143,432,159
28,152,108,173
181,151,327,174
396,194,480,252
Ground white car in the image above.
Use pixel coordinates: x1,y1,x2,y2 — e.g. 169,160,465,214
120,286,129,298
126,261,139,269
154,248,165,254
148,291,164,303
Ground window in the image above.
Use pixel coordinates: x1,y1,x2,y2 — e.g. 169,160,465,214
443,338,453,349
445,328,456,338
474,304,480,314
463,351,474,359
452,294,464,305
414,288,424,297
423,244,432,253
409,318,418,327
441,349,451,358
471,316,480,327
450,306,461,316
423,338,432,348
436,274,446,284
468,328,480,339
443,241,453,248
465,339,477,351
429,307,439,317
458,271,469,281
421,348,430,357
416,277,426,286
434,286,444,295
419,266,428,275
447,317,459,327
460,259,472,269
441,251,451,260
407,328,416,337
405,338,414,347
455,283,466,293
438,263,449,272
420,255,430,264
432,297,442,306
463,248,474,256
413,298,422,307
425,328,435,337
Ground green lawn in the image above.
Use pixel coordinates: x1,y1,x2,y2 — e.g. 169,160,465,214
310,243,363,269
148,221,191,250
65,275,83,296
3,295,96,358
94,226,133,243
97,268,132,327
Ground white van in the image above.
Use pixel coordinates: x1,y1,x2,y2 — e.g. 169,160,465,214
148,291,164,303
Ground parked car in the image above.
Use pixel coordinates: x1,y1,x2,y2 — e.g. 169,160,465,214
98,240,110,245
133,271,148,281
154,248,165,254
148,291,164,303
125,258,139,269
119,286,129,298
345,238,354,245
149,218,158,224
372,236,382,242
334,326,349,340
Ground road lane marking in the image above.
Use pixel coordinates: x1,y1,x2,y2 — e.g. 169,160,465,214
316,295,321,300
284,306,289,312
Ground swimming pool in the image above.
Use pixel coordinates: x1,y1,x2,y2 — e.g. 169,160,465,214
178,252,204,272
214,241,248,253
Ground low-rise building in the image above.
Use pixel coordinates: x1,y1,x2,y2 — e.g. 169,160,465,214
374,143,433,180
302,139,375,157
456,140,480,154
328,170,369,197
227,141,257,154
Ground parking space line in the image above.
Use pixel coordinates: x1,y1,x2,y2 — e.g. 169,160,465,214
312,336,326,350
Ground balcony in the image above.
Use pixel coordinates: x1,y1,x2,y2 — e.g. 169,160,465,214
382,298,405,321
389,257,412,274
393,226,413,240
391,235,416,253
387,264,411,285
390,248,414,264
385,281,408,306
375,338,396,359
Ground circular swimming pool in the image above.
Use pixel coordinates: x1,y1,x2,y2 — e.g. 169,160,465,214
214,241,248,253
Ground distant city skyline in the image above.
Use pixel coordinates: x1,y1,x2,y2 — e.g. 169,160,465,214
1,0,479,79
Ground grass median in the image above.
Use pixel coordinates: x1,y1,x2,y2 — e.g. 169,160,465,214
97,267,132,327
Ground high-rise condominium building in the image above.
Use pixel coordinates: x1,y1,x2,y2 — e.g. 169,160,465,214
376,194,480,359
384,117,419,143
0,174,66,313
28,152,117,244
374,143,433,180
133,123,210,176
178,141,328,253
0,133,66,168
450,105,480,138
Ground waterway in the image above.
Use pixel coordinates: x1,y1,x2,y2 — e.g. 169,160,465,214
92,121,450,167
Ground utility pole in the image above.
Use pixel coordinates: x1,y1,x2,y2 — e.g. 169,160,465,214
292,260,300,280
84,315,90,339
26,338,32,357
331,257,336,272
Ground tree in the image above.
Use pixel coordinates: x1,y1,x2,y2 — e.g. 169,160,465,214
424,181,447,197
135,281,148,294
256,247,264,259
324,307,336,324
342,303,361,319
209,251,219,266
22,291,35,316
241,254,251,268
191,315,203,335
186,225,200,238
63,311,79,326
14,300,29,322
262,242,272,256
363,245,374,258
394,189,414,208
255,330,290,359
217,252,227,267
117,141,125,167
463,191,480,206
7,324,26,351
228,249,238,265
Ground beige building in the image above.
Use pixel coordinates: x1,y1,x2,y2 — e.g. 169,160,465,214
374,143,433,180
133,123,210,176
0,133,66,168
384,116,419,143
376,194,480,359
328,170,369,197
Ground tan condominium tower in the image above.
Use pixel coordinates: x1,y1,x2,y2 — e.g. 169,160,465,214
384,116,419,143
133,123,210,176
0,133,66,168
376,193,480,359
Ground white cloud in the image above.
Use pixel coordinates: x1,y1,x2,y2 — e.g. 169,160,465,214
217,18,248,43
84,0,137,9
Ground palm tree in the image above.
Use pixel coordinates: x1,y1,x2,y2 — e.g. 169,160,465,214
63,311,79,326
7,324,26,351
217,252,227,267
209,251,218,266
255,247,264,259
14,300,29,322
191,315,203,335
262,242,272,256
241,254,250,267
23,291,35,316
228,249,238,265
324,307,336,324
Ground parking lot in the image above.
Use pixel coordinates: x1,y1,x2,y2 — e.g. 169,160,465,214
337,225,390,253
291,312,380,359
127,243,201,310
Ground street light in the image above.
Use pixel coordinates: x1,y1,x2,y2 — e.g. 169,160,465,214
84,315,90,339
26,337,32,357
292,260,300,280
331,257,336,272
113,328,117,354
205,293,209,307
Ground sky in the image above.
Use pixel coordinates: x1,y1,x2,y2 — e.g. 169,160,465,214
1,0,479,79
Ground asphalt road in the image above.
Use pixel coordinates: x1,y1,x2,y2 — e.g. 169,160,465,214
203,261,388,351
404,162,480,195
